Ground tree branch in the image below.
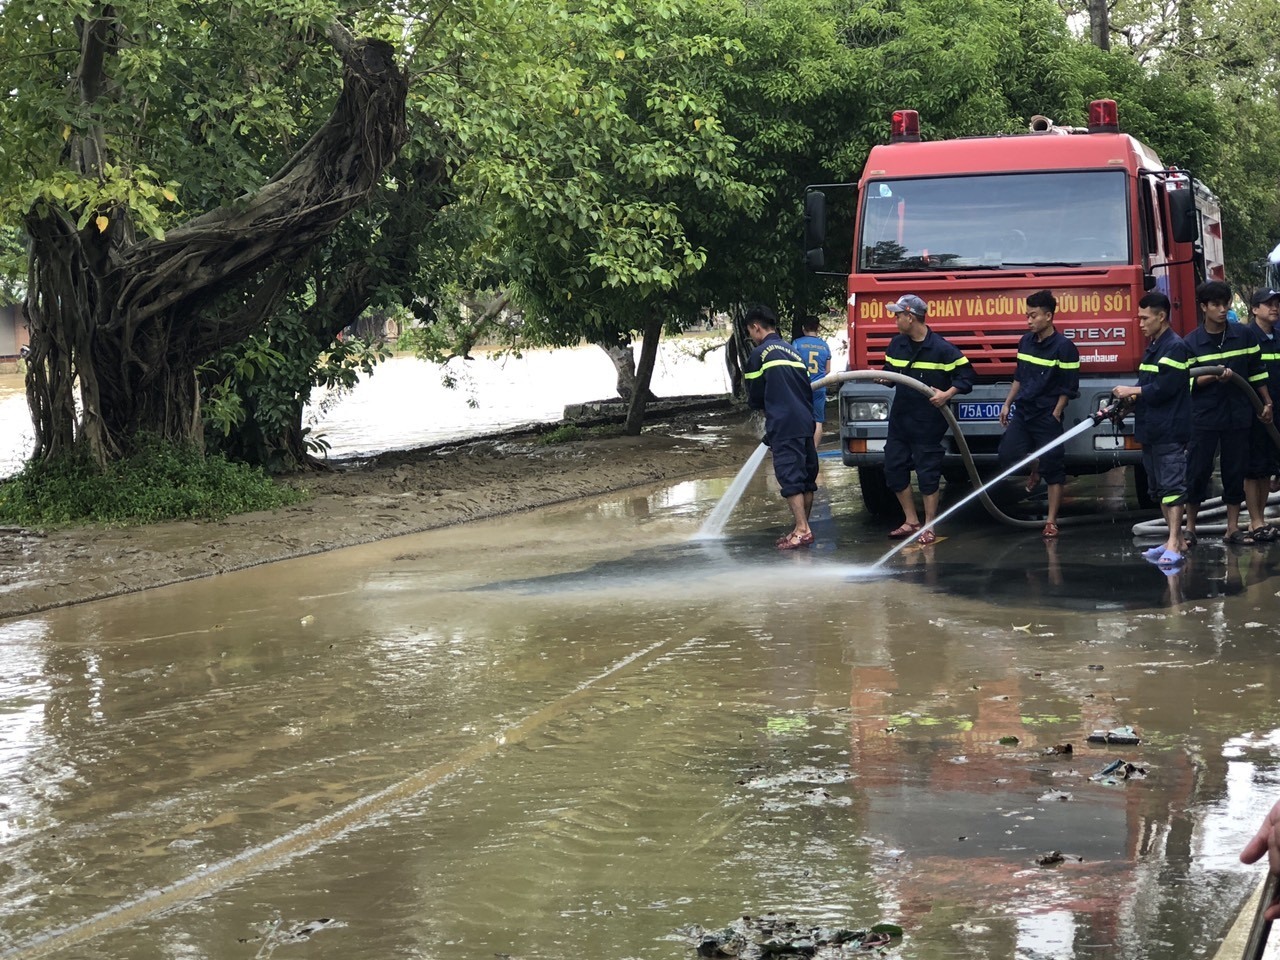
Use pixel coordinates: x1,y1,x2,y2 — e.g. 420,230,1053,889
113,23,409,337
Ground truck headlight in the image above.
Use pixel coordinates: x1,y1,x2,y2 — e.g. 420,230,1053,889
846,400,890,422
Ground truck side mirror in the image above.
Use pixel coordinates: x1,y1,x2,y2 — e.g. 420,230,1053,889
804,190,827,270
1166,187,1198,245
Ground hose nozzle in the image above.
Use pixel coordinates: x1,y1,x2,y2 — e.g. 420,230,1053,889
1092,396,1133,426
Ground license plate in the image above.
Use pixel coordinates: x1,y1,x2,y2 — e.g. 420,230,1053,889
955,401,1003,421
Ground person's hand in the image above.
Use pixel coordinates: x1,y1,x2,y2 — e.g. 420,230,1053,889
999,405,1010,428
1052,409,1063,422
1262,402,1274,426
1221,368,1234,382
1241,799,1280,920
928,389,951,409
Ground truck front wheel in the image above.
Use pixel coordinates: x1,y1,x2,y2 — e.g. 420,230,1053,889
858,465,904,520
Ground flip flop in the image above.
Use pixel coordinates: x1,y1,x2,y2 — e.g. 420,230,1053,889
1141,545,1167,560
1041,521,1059,539
1157,549,1183,567
887,522,921,540
916,529,937,545
1223,530,1258,546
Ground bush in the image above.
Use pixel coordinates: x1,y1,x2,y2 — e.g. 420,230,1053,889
0,439,307,527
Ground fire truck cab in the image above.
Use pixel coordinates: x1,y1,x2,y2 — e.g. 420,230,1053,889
805,100,1222,514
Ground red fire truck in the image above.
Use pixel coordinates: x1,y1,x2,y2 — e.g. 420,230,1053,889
804,99,1223,514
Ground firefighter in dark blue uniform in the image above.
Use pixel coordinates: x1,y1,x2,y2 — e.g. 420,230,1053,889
998,290,1080,539
880,294,973,544
743,305,820,550
1184,280,1272,546
1111,291,1193,567
1244,287,1280,541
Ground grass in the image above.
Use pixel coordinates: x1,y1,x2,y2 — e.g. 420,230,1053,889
536,423,625,445
0,439,307,528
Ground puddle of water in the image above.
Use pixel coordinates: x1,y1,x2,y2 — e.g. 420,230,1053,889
0,461,1277,959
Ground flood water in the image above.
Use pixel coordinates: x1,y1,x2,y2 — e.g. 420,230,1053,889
2,448,1279,959
0,335,767,475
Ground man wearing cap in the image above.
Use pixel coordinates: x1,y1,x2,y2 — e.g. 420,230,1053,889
1245,288,1280,540
998,290,1080,539
880,294,973,544
743,304,821,550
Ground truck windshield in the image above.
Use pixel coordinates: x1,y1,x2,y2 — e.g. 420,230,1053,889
859,171,1130,272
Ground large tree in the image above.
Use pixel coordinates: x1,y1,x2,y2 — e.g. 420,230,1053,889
0,3,409,465
461,0,763,434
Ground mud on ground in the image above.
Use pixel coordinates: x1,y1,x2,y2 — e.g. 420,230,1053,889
0,406,759,620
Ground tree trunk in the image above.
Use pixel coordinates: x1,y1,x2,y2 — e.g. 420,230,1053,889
24,17,408,466
624,315,665,436
1088,0,1110,50
211,152,452,472
594,335,639,400
726,305,751,401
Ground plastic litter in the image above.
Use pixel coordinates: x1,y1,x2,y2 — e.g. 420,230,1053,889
1087,725,1140,745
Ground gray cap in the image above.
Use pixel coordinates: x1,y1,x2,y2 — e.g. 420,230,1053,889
1251,288,1280,307
886,294,929,317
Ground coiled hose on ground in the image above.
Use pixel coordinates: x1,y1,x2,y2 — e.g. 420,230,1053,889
812,367,1280,537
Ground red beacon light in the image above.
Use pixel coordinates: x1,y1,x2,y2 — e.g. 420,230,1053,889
1087,99,1120,134
890,109,920,143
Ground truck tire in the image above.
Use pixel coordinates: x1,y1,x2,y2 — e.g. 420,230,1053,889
858,465,904,521
1132,462,1155,510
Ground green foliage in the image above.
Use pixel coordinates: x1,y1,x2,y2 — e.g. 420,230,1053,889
537,424,584,445
0,227,23,304
536,423,624,445
464,0,763,347
1054,0,1280,284
0,0,1276,462
202,306,390,471
0,438,305,527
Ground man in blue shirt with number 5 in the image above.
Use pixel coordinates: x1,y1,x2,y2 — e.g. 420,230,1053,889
793,317,832,448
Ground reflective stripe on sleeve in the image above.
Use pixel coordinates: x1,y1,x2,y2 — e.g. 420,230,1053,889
1191,345,1260,364
1016,353,1079,370
885,356,971,372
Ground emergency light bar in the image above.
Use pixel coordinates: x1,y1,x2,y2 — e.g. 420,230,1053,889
1087,99,1119,133
890,109,920,143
